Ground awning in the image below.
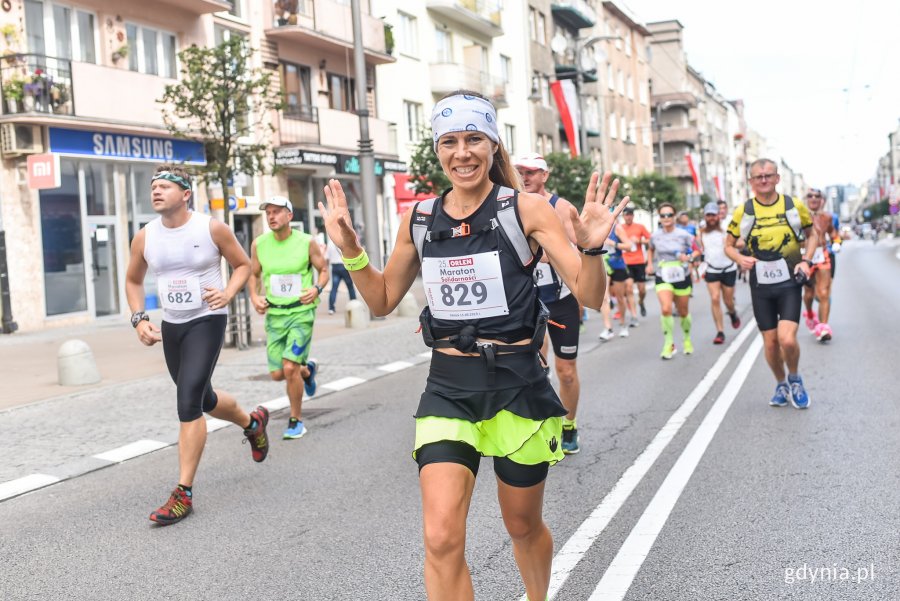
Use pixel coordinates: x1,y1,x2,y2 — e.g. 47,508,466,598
393,173,433,214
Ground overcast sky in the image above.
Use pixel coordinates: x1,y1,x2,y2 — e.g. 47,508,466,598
625,0,900,188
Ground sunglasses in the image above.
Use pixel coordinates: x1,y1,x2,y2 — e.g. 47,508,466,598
659,212,675,218
806,193,822,199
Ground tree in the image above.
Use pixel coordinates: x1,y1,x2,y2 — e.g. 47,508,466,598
544,152,595,209
622,172,684,215
159,36,283,226
407,129,450,196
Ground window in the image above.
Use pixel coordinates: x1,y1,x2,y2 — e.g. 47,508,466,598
617,69,625,96
328,73,356,111
536,12,546,45
540,75,551,107
607,64,614,90
504,124,515,154
627,75,633,100
609,114,617,139
127,23,177,77
639,79,648,105
282,62,313,119
435,28,452,62
625,31,632,57
643,126,651,146
529,8,537,42
24,0,97,63
629,120,636,144
615,26,622,50
621,116,627,141
500,54,511,85
397,12,418,57
403,100,424,142
227,0,243,19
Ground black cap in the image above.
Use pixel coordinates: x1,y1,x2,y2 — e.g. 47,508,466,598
623,206,635,214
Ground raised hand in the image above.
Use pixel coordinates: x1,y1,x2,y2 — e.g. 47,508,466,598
319,179,362,255
568,172,631,250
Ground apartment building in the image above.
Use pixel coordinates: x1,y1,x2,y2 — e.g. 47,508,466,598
0,0,401,331
372,0,530,235
598,1,652,177
648,19,757,209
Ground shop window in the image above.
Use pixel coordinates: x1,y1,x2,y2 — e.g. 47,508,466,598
41,159,87,316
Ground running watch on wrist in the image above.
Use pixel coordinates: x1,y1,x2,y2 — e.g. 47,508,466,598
315,284,324,296
131,311,149,328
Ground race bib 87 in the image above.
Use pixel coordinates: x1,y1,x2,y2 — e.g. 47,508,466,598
270,273,303,298
421,252,509,320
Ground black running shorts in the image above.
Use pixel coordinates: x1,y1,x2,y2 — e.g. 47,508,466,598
750,282,802,331
705,269,737,287
626,263,647,282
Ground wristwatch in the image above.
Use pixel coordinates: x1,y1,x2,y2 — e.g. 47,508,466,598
131,311,149,328
315,284,324,295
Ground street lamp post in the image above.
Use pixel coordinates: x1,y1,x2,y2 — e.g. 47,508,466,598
350,0,382,269
572,35,620,164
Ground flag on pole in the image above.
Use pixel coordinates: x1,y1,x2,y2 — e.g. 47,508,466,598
550,80,581,157
685,153,701,193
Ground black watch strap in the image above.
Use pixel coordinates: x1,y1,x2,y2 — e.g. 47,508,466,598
577,246,609,256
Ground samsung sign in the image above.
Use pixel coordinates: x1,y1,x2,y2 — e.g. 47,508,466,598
48,127,206,165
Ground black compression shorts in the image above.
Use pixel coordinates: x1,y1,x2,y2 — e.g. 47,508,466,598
416,440,549,488
161,314,226,421
704,269,737,286
626,263,647,282
610,268,629,283
546,294,580,360
750,282,802,331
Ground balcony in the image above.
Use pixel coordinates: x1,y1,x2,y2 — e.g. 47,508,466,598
267,0,395,65
318,107,393,155
426,0,503,38
429,63,509,108
157,0,232,14
1,55,74,117
279,105,320,145
551,0,597,30
653,125,699,145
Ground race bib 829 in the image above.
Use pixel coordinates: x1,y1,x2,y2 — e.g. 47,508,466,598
421,252,509,320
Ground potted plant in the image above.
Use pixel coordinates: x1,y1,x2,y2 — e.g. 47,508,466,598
111,43,129,63
384,22,394,55
50,80,70,113
2,74,23,113
23,69,49,111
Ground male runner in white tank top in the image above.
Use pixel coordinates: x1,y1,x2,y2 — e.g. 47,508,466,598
125,164,270,526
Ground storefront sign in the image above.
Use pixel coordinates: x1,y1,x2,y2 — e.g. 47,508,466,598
26,153,61,190
48,127,206,165
382,160,408,173
274,148,339,167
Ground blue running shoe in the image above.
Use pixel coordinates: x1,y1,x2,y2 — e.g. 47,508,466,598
788,374,810,409
770,382,790,407
303,360,317,397
561,428,580,454
283,418,307,440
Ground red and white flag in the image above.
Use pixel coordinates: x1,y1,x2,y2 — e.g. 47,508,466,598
550,80,581,157
685,152,701,193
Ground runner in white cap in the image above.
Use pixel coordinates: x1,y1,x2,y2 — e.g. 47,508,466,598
249,196,329,440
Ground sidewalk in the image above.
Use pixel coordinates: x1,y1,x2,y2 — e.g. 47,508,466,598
0,285,423,411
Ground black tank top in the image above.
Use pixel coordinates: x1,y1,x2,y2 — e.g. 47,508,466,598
422,185,540,343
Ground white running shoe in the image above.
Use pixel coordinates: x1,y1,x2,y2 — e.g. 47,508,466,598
618,328,630,338
598,329,614,342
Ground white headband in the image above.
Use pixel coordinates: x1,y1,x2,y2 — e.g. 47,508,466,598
431,94,500,151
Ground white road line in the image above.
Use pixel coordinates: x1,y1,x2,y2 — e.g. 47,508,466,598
206,417,231,433
321,376,366,391
535,319,758,601
92,439,169,463
588,334,764,601
261,396,290,411
418,351,432,358
0,474,61,501
377,360,414,373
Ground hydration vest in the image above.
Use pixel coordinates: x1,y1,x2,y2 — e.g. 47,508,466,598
738,194,805,245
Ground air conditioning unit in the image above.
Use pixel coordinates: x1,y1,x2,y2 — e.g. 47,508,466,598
1,123,44,157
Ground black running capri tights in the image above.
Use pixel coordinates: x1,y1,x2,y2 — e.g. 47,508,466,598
161,314,227,422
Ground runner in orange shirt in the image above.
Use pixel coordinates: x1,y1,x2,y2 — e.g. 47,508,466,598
620,207,652,317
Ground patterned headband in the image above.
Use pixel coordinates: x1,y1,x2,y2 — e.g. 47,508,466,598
431,94,500,151
152,171,192,190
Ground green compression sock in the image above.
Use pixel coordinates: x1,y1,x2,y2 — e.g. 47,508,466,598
661,315,674,345
680,314,692,338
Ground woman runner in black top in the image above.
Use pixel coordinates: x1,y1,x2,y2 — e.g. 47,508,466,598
319,91,628,601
